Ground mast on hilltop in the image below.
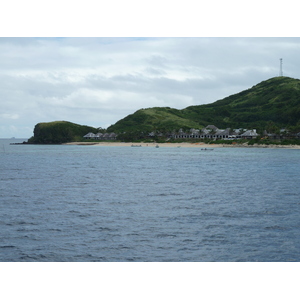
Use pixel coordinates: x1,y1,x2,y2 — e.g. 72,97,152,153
279,58,283,76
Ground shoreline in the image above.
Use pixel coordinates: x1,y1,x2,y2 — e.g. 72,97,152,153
63,142,300,149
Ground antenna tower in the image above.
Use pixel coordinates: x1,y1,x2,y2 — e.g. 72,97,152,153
279,58,283,76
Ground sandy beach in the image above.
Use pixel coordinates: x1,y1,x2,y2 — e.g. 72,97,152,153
63,141,300,149
64,142,217,148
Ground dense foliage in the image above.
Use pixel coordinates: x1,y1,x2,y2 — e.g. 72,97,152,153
108,76,300,134
27,121,98,144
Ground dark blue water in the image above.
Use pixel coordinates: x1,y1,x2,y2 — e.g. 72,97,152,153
1,139,300,261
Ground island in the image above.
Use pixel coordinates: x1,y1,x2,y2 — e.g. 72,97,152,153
27,76,300,146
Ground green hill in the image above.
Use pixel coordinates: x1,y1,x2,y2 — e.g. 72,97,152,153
29,76,300,144
107,106,201,133
108,76,300,134
28,121,98,144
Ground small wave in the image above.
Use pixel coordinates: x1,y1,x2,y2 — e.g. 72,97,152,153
97,227,116,232
263,210,286,216
283,192,298,196
125,258,136,262
264,225,287,231
156,233,177,238
19,254,37,261
125,233,139,236
7,221,38,227
222,214,238,218
201,212,219,217
204,224,220,229
118,245,131,250
149,193,169,197
48,228,62,232
16,221,38,225
78,213,92,218
0,245,16,248
147,192,183,197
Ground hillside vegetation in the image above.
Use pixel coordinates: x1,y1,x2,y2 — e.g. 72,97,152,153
108,76,300,134
108,107,201,133
28,121,98,144
28,77,300,143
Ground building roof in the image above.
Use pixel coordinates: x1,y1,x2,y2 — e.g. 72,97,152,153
215,128,231,136
241,129,259,137
83,132,96,138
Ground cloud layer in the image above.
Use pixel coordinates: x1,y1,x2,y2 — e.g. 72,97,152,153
1,37,300,137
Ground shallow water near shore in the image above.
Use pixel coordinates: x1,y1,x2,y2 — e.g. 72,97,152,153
1,138,300,261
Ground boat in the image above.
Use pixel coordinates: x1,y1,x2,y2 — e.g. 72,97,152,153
201,148,214,151
155,145,159,148
131,145,142,147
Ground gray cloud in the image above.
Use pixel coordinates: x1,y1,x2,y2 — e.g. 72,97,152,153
1,37,300,138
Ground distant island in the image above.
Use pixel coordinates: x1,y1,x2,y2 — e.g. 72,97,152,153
27,76,300,145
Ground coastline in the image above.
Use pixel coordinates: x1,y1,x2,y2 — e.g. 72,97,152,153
63,142,300,149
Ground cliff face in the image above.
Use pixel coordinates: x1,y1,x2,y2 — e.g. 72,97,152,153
28,121,98,144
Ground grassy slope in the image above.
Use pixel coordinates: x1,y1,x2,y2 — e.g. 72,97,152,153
187,76,300,129
108,76,300,133
109,107,202,133
28,121,98,144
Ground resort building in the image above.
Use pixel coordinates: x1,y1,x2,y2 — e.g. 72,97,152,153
83,132,117,140
171,125,259,140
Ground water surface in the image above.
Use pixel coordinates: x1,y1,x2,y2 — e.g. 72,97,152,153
1,139,300,261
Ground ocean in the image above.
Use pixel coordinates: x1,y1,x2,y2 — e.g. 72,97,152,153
1,138,300,262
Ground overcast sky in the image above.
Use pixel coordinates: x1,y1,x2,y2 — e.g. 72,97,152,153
1,37,300,138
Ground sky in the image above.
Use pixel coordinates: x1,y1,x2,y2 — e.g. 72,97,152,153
1,37,300,138
1,1,300,138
